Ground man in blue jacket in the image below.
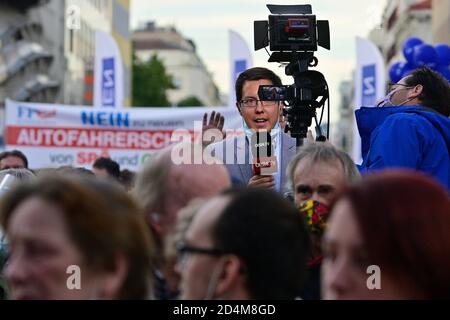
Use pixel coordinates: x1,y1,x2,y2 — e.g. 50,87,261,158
356,67,450,190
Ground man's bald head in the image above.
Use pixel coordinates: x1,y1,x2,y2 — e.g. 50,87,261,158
134,143,231,238
169,162,231,200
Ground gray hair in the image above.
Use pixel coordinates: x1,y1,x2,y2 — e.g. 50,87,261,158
133,151,171,215
0,168,36,182
287,142,360,191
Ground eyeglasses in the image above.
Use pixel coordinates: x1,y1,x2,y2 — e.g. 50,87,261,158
239,98,279,108
388,82,412,93
176,242,227,265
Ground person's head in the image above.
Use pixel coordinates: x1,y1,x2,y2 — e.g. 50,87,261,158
164,198,206,293
0,175,154,300
0,168,36,198
74,167,95,177
179,188,310,300
0,150,28,170
164,199,206,266
92,157,120,181
0,168,35,183
322,170,450,300
119,169,136,192
235,67,283,132
388,67,450,116
287,143,360,207
56,166,95,178
134,146,231,245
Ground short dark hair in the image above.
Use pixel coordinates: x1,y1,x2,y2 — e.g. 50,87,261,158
0,150,28,168
212,188,310,299
119,169,136,191
404,67,450,116
93,157,120,179
235,67,282,103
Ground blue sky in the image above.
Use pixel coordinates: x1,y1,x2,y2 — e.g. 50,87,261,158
130,0,388,121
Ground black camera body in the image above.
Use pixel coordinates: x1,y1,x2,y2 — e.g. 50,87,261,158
258,85,296,101
268,14,317,52
254,5,330,62
258,70,327,107
254,4,330,145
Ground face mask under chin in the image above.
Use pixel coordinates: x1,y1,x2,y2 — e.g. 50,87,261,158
243,119,281,137
377,89,415,108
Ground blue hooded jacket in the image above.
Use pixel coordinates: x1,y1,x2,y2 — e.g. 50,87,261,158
355,106,450,190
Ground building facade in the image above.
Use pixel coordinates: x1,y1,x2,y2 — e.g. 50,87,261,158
133,22,221,107
0,0,131,106
0,0,59,104
334,80,354,153
380,0,432,66
432,0,450,44
111,0,132,106
64,0,132,106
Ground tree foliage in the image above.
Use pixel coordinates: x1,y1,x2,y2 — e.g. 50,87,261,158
177,96,204,107
132,53,174,107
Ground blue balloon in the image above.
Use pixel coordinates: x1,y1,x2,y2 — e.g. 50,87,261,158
413,44,439,69
435,43,450,67
389,62,404,83
403,37,423,63
437,65,450,82
400,62,415,78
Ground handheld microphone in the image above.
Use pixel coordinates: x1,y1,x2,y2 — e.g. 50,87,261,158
251,131,278,176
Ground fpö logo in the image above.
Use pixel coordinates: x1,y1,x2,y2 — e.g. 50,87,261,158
17,106,57,120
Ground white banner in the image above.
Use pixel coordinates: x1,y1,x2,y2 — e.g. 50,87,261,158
5,100,242,171
228,30,253,107
94,30,124,108
352,37,386,163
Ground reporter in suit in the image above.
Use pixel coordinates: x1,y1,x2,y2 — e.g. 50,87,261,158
205,67,296,194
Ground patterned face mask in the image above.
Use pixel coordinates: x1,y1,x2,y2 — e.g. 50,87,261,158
298,199,330,235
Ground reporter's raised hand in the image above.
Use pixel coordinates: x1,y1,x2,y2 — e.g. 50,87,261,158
201,111,226,148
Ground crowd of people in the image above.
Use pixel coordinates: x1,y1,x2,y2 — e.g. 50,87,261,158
0,65,449,300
